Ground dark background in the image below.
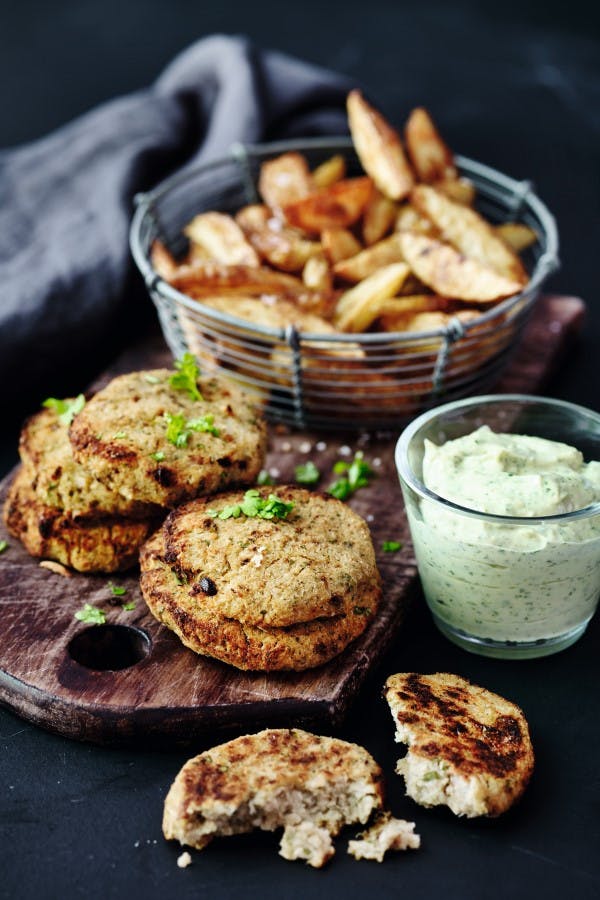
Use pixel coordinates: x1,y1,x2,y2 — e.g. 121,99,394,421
1,1,600,898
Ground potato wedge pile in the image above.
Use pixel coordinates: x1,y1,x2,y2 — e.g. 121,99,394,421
151,91,537,340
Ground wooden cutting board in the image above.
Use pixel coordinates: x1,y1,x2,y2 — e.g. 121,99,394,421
0,295,585,746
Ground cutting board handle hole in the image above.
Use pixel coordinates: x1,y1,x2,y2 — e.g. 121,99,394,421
68,625,151,671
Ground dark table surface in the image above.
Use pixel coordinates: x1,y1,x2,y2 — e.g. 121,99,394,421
1,2,600,898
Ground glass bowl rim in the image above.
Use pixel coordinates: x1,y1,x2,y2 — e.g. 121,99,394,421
395,393,600,524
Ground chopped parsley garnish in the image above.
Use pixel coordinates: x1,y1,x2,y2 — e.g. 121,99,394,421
0,540,8,554
107,582,127,597
164,412,219,447
257,469,275,486
144,374,161,384
382,540,403,552
328,451,374,500
169,353,202,401
122,601,136,611
295,461,321,485
353,606,371,616
113,431,127,439
210,489,294,521
74,604,106,625
150,450,165,462
42,393,86,426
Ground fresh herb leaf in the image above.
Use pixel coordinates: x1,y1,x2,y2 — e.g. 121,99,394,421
150,450,165,462
42,393,86,426
0,540,8,554
328,451,374,500
210,489,294,522
144,374,161,384
74,604,106,625
164,412,219,447
107,582,127,597
257,469,274,486
382,540,402,552
169,353,202,401
122,601,136,611
113,431,127,439
353,606,371,616
295,461,321,485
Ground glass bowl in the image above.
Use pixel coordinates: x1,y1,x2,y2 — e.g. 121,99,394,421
395,394,600,659
130,138,559,431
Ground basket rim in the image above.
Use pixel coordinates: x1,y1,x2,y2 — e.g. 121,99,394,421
129,137,560,347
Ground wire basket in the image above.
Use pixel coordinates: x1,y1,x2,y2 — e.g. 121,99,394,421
130,138,559,431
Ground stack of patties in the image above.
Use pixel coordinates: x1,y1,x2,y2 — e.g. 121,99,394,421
139,486,382,670
3,357,267,574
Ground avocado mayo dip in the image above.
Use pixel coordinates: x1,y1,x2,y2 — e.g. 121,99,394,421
407,425,600,646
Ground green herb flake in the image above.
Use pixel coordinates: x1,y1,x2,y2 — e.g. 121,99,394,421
0,540,8,554
257,469,274,486
328,451,374,501
353,606,371,616
150,450,165,462
422,771,441,782
382,540,403,553
107,582,127,597
210,489,294,522
144,374,162,384
74,604,106,625
112,431,127,439
164,412,219,447
122,601,136,611
42,393,86,427
169,353,203,401
294,461,321,485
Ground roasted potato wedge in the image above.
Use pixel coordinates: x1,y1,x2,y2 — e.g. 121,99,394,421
363,189,397,245
405,107,457,183
412,185,528,284
245,225,322,273
283,177,373,234
378,294,450,331
321,227,363,264
347,90,414,201
399,233,523,303
235,204,271,232
184,212,259,267
495,222,538,252
150,240,180,280
312,154,346,188
395,203,438,236
434,177,476,205
302,255,333,294
333,233,406,282
258,152,313,210
334,262,411,331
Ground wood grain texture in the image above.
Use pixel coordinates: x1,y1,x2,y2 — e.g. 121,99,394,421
0,295,584,746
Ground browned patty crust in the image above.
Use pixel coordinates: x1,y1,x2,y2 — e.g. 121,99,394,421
4,467,159,573
160,486,381,627
69,369,267,509
140,529,380,671
18,406,161,520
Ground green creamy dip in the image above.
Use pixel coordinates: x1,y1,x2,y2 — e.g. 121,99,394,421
407,426,600,643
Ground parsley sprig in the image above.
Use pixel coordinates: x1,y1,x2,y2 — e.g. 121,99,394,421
295,461,321,485
169,353,202,401
328,452,374,500
42,394,86,426
165,412,219,447
107,582,127,597
210,489,294,521
74,604,106,625
382,540,403,553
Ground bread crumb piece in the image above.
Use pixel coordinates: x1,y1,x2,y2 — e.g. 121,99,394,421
348,813,420,862
39,560,72,577
279,821,334,869
177,851,192,868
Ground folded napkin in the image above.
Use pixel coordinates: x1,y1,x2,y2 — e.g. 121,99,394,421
0,35,352,409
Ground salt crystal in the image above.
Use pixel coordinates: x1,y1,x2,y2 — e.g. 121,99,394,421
316,441,327,452
299,441,312,453
339,445,352,457
177,852,192,868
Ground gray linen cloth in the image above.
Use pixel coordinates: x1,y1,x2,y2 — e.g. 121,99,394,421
0,35,351,407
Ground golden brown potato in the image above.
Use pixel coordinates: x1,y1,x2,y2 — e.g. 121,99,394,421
184,212,260,267
321,227,363,264
312,154,347,188
302,255,333,295
398,233,523,303
363,189,397,245
333,234,406,283
282,177,373,234
150,240,180,279
434,177,476,206
347,90,414,201
395,204,438,236
495,222,538,253
412,185,528,284
334,262,411,331
404,107,457,183
258,152,313,210
245,225,322,273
